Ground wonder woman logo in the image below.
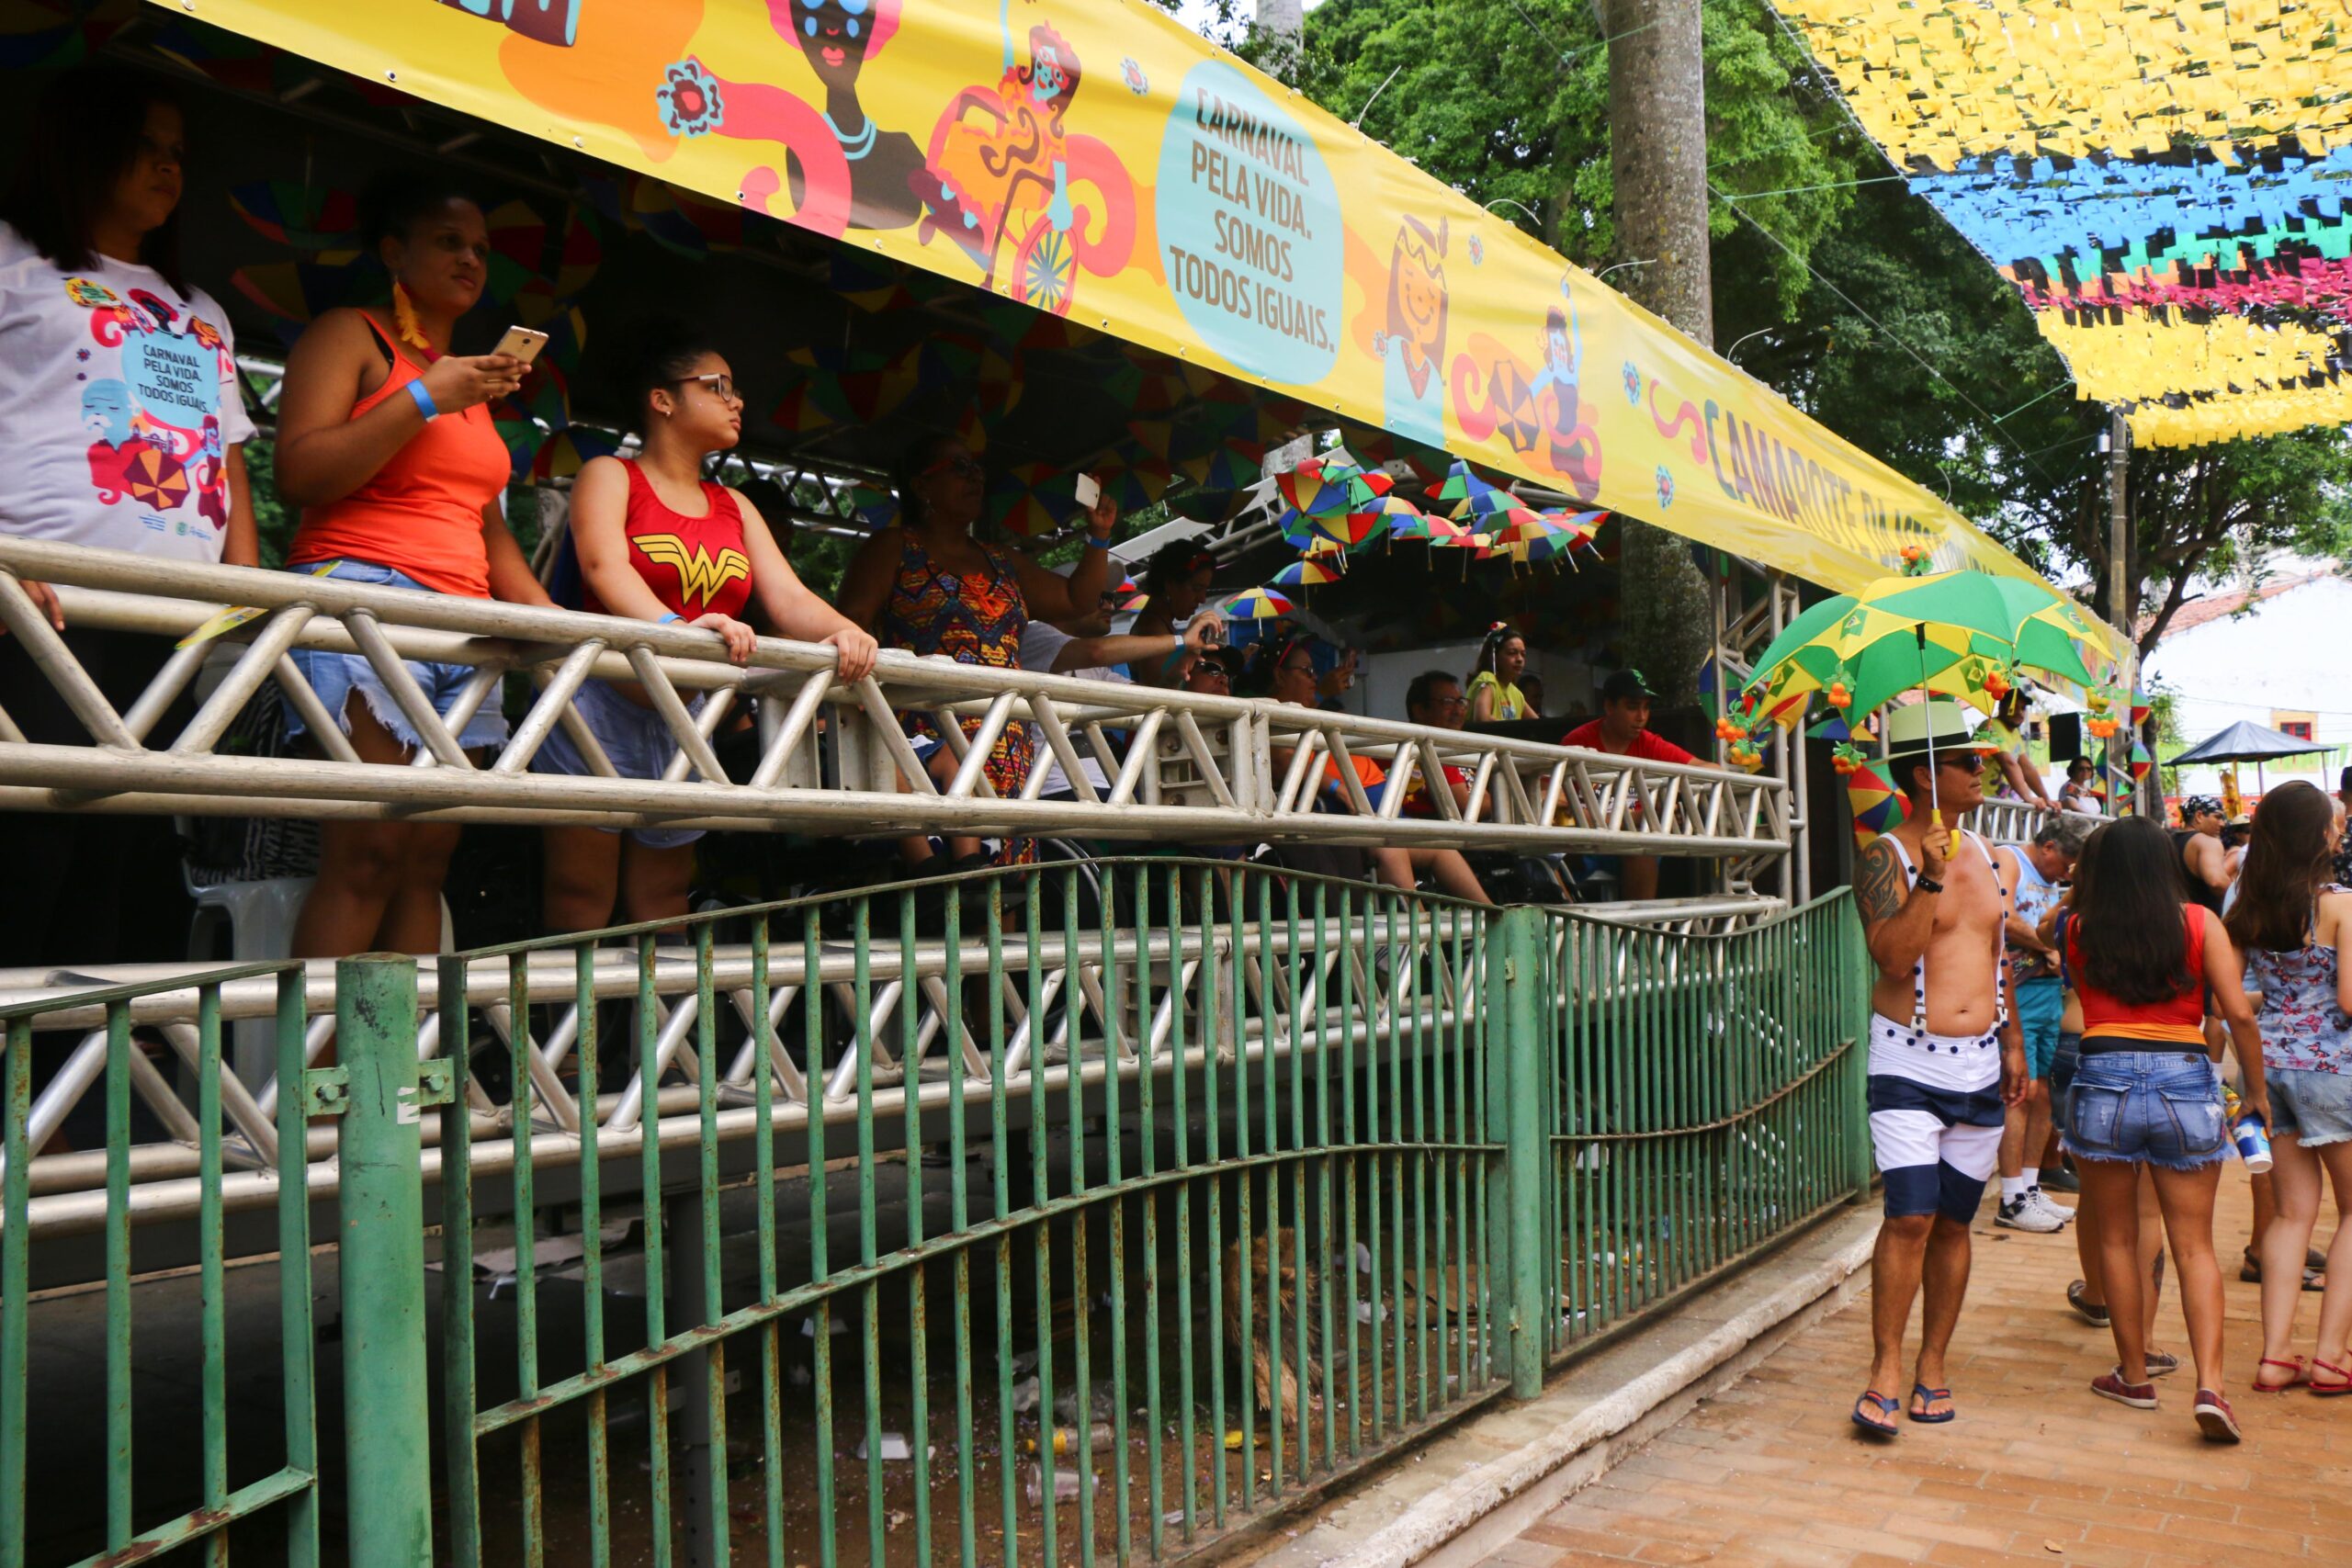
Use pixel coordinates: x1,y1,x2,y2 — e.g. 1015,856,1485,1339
635,533,751,612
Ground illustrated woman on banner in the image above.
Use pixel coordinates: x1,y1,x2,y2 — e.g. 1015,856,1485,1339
777,0,923,230
1380,214,1448,452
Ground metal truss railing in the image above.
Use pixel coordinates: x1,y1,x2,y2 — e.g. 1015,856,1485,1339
0,877,1781,1240
1962,797,2057,847
4,863,1479,1235
0,538,1788,863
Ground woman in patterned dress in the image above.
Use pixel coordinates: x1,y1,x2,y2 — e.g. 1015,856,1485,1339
838,434,1118,867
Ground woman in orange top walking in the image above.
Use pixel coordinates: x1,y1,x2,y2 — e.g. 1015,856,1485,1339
272,173,549,958
536,324,876,932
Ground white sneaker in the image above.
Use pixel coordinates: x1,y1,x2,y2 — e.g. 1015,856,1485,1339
2027,1189,2075,1225
1996,1196,2064,1233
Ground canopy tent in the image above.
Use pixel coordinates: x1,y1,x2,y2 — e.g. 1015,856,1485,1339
1768,0,2352,447
2170,717,2335,800
104,0,2117,654
2169,720,2332,765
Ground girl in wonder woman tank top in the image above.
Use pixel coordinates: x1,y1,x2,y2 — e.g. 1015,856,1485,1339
535,325,876,934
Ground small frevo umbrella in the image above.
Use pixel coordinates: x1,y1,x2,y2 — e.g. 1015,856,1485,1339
1216,587,1296,621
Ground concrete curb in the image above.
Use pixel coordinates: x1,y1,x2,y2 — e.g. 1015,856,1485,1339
1267,1208,1883,1568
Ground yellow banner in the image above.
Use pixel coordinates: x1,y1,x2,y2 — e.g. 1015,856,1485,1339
177,0,2118,650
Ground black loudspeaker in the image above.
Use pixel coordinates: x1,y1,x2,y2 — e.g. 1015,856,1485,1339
2047,713,2082,761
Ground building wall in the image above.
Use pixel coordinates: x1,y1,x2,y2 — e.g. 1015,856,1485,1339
2142,576,2352,798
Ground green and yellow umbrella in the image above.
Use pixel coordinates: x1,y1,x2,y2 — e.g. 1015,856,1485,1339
1744,569,2098,725
1741,566,2105,846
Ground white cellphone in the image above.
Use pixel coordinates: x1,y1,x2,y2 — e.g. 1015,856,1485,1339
1074,472,1102,509
492,325,550,366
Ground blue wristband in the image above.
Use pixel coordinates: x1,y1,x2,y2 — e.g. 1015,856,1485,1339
403,378,439,422
1084,533,1112,551
657,612,681,625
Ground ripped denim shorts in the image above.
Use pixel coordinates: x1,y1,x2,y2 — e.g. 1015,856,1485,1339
2062,1048,2228,1171
281,560,509,752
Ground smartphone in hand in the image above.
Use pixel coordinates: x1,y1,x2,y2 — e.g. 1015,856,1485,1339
1074,472,1102,509
492,325,551,366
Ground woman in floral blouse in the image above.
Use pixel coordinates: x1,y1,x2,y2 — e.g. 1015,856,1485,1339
2227,782,2352,1393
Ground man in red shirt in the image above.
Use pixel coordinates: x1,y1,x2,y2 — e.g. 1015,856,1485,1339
1559,669,1694,899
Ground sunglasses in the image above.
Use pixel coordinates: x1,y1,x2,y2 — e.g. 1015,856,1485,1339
923,455,984,479
674,371,738,402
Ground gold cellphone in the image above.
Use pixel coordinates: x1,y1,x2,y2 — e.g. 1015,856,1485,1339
492,325,550,366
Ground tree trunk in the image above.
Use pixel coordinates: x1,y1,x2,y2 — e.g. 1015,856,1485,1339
1603,0,1715,701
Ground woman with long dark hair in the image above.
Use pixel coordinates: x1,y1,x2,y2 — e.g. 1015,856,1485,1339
275,171,547,959
2225,780,2352,1393
2063,815,2267,1440
0,66,260,968
534,322,876,933
1463,623,1528,725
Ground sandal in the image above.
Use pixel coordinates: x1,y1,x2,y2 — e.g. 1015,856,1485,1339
1907,1383,1956,1424
2311,1358,2352,1397
1851,1390,1901,1438
2253,1355,2308,1393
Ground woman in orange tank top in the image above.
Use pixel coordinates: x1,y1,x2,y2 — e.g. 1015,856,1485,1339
270,173,552,961
536,324,876,934
2062,816,2267,1439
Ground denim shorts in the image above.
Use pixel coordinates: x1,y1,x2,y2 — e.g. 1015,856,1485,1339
2050,1032,2081,1124
2063,1048,2228,1171
2015,977,2064,1079
282,560,509,752
529,676,705,849
2267,1067,2352,1149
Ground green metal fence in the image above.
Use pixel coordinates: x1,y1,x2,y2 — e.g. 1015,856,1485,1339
1,962,321,1568
0,863,1868,1568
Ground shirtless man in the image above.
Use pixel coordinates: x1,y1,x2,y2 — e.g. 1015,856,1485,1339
1852,700,2029,1438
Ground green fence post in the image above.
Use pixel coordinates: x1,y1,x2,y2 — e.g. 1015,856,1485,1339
1482,907,1549,1398
1840,895,1875,1204
333,954,435,1568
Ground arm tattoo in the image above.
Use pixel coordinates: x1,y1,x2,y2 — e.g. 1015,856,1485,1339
1856,840,1905,924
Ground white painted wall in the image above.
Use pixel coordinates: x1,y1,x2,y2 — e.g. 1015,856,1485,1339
2141,575,2352,798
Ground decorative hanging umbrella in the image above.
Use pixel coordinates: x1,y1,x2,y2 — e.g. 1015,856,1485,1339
1427,458,1505,516
1216,586,1297,621
1845,761,1910,849
1271,557,1345,590
986,462,1083,538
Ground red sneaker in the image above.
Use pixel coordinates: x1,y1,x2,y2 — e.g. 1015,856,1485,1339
2194,1388,2243,1442
2091,1370,2157,1409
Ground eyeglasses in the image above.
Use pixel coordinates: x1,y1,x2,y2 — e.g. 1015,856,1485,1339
674,372,738,403
1426,694,1469,710
923,455,984,479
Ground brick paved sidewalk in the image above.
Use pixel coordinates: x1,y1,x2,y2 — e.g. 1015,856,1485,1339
1493,1176,2352,1567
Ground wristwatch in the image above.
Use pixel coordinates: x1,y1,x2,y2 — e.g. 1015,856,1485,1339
1913,874,1945,895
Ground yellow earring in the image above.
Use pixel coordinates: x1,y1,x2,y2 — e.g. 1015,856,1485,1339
391,280,429,353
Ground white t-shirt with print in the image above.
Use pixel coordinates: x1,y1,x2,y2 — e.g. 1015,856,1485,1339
0,221,255,563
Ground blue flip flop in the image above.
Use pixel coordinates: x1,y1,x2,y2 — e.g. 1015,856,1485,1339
1851,1390,1901,1438
1908,1383,1956,1424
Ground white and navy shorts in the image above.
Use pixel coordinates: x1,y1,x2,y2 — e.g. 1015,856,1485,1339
1868,1013,2005,1222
